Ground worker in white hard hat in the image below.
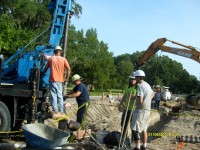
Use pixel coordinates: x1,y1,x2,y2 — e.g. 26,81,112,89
43,46,71,113
130,70,154,150
118,71,137,143
64,74,89,124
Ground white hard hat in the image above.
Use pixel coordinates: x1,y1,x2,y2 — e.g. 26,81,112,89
156,85,161,88
129,72,135,79
54,46,62,51
134,70,145,77
72,74,81,82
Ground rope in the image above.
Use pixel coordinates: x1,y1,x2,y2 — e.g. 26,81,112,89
79,102,89,130
67,102,89,143
0,102,89,135
0,130,23,134
48,102,88,126
0,101,198,136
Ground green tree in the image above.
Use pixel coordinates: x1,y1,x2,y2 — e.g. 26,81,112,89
115,60,133,91
73,2,82,18
0,0,51,57
115,51,199,94
67,27,115,91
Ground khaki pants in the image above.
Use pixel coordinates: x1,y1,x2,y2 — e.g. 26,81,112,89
130,110,150,133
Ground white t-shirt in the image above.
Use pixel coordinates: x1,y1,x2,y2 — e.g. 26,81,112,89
136,81,154,110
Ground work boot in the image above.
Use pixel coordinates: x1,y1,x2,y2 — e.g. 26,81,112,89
140,145,146,150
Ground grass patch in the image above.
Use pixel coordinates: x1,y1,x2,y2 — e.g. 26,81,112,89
66,86,123,96
89,89,123,96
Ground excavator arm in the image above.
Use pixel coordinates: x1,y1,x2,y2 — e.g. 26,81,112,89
135,38,200,70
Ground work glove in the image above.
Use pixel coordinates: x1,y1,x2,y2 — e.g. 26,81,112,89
63,95,69,100
63,81,68,85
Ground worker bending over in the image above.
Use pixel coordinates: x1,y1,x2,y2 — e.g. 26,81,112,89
64,74,89,124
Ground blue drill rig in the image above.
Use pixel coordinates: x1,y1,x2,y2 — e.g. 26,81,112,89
0,0,74,131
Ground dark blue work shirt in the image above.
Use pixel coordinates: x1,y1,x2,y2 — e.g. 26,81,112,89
73,83,89,104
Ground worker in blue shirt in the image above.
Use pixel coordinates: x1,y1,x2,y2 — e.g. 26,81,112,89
64,74,89,124
154,85,163,109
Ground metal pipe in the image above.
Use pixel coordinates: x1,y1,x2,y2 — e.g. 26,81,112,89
2,26,50,68
118,91,132,149
63,13,70,58
121,95,137,148
85,130,105,150
168,39,195,50
62,13,71,96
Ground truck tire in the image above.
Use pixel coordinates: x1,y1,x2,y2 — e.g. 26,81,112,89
0,101,11,131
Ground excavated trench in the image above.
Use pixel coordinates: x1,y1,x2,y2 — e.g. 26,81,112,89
147,108,172,142
62,100,174,143
63,100,200,150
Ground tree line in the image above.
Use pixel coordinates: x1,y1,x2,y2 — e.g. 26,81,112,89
0,0,199,94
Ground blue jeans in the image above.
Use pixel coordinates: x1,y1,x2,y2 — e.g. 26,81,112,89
49,82,63,112
77,102,89,124
155,100,160,109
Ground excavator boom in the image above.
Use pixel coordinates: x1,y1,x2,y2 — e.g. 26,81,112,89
135,38,200,70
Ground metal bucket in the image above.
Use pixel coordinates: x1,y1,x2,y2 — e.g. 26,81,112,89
22,123,70,149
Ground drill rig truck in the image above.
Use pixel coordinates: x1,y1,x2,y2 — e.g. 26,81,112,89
0,0,74,131
134,38,200,106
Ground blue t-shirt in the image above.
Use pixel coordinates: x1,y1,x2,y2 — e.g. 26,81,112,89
155,92,163,101
73,83,89,104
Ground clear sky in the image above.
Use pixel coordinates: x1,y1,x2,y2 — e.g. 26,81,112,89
71,0,200,79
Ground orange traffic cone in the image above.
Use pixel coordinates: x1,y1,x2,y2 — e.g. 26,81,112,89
177,141,184,150
101,92,104,101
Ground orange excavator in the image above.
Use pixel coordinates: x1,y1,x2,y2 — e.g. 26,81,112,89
134,38,200,70
134,38,200,107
